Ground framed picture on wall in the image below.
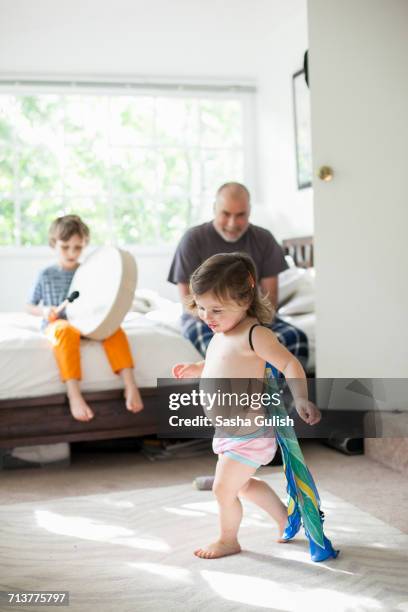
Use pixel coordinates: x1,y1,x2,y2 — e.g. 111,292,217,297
292,68,312,189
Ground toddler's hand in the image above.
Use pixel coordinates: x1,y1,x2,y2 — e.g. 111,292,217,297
295,398,321,425
172,363,201,379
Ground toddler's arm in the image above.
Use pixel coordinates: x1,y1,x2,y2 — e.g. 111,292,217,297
172,361,205,379
251,326,321,426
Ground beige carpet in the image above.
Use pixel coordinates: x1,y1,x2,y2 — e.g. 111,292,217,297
1,473,408,612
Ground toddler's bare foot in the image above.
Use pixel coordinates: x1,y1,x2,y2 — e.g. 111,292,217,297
276,515,290,543
69,396,94,422
194,539,241,559
125,383,144,413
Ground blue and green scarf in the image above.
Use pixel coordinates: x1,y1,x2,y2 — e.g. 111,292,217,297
265,366,339,562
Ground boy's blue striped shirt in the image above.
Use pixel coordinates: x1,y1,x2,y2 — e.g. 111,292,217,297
28,264,77,328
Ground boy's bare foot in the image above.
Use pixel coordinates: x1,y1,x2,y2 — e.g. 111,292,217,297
125,383,144,413
69,396,94,422
194,539,241,559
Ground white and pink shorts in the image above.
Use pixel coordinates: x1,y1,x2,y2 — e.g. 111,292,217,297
213,430,278,469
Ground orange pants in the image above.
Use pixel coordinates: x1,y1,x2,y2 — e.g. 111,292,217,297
45,320,134,382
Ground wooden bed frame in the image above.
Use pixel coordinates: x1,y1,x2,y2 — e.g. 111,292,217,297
0,236,315,452
282,236,313,268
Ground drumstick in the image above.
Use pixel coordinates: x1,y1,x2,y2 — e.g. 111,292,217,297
55,290,80,314
47,291,80,321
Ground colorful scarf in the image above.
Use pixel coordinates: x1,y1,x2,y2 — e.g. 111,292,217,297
265,366,339,562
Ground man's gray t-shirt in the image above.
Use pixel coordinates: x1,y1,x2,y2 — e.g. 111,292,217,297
167,222,288,285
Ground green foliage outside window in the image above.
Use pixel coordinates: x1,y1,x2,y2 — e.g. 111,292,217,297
0,93,244,246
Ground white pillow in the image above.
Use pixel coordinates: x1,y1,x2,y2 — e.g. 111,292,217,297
145,304,183,333
278,293,314,315
278,268,315,315
278,267,305,305
131,288,177,313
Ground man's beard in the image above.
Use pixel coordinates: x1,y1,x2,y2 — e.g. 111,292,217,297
213,224,247,243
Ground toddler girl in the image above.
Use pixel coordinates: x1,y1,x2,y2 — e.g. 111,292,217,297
173,251,321,559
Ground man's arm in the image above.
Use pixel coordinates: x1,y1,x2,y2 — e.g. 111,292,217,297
167,227,201,291
259,276,278,311
177,282,190,306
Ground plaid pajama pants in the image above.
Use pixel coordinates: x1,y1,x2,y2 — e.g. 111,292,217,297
180,313,309,375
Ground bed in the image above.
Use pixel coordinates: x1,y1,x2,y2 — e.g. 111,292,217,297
0,237,316,452
0,309,202,450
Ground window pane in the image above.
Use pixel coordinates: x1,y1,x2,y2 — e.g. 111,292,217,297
110,148,156,196
201,149,244,195
0,148,14,192
114,197,158,245
20,197,64,246
63,197,109,245
18,146,60,194
64,143,108,196
156,148,192,196
109,96,154,146
157,195,191,242
0,96,17,145
200,99,243,147
16,96,63,148
155,97,200,147
64,96,108,145
0,90,248,246
0,197,14,245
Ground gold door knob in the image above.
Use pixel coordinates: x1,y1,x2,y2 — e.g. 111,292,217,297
317,166,334,181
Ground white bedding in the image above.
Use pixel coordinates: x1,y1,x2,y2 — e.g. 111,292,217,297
277,312,315,373
277,266,316,372
0,310,201,400
0,283,315,400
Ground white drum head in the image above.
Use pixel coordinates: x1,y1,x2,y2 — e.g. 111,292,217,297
66,246,137,340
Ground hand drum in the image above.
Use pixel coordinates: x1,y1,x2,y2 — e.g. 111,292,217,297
66,246,137,340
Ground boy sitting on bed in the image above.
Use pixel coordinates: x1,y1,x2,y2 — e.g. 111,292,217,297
26,214,144,422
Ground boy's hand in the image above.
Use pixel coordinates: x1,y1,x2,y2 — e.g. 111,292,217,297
43,306,58,322
295,398,321,426
172,363,202,379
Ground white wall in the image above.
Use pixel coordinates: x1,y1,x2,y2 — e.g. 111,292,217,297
0,0,311,310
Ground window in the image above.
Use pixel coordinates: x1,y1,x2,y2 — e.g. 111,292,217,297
0,83,255,246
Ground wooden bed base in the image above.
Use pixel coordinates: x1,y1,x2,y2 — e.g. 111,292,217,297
0,236,315,451
0,386,367,451
0,388,162,449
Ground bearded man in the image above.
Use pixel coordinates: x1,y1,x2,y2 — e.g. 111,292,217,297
167,182,308,366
